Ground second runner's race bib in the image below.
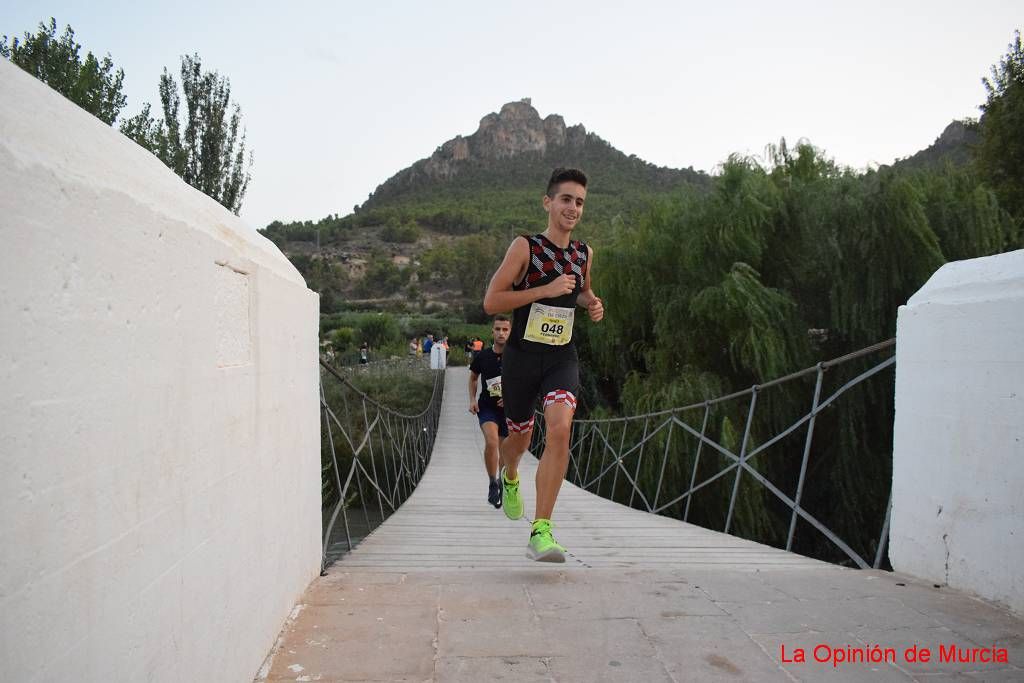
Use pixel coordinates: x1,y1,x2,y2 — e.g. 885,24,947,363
523,303,574,346
485,375,502,398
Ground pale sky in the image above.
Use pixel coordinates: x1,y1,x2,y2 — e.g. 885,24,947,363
2,1,1020,230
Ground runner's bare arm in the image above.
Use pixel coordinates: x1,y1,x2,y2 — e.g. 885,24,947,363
483,237,575,314
576,246,604,321
468,371,479,413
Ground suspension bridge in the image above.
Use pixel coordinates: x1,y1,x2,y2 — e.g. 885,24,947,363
4,60,1022,683
256,351,1023,682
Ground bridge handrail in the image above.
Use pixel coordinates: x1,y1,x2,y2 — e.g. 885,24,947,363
531,339,896,570
573,338,896,423
319,357,440,419
318,358,444,571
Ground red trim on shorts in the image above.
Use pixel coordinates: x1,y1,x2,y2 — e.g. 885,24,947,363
543,390,577,411
506,416,535,433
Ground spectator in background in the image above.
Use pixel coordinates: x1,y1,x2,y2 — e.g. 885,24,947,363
469,336,484,364
423,333,434,355
359,341,369,365
409,338,419,356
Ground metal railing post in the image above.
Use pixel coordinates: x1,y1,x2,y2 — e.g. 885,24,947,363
651,415,675,511
725,388,758,535
787,365,824,551
629,418,650,509
684,404,711,522
610,420,629,503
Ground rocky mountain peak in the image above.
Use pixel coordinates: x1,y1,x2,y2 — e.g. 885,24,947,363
362,98,706,208
423,99,588,179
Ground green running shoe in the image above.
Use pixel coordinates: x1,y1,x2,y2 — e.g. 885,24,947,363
527,519,566,563
500,467,524,520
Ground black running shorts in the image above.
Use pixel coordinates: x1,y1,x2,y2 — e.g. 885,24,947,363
501,344,579,429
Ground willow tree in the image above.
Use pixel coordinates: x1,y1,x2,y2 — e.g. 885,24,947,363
913,165,1011,262
579,139,1018,563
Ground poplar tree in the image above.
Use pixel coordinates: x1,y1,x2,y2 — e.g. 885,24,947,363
121,54,252,215
975,29,1024,239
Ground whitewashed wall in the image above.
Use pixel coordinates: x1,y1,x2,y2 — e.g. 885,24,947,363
891,249,1024,615
0,60,322,681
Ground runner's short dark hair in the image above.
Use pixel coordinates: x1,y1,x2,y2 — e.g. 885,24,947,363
546,167,588,197
493,314,510,323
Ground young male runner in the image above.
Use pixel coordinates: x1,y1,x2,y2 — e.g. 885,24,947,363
483,167,604,562
468,315,512,508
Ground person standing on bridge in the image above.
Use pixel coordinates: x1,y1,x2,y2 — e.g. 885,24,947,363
468,315,512,509
483,167,604,562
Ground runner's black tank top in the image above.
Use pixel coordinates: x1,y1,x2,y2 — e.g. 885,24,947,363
509,234,588,353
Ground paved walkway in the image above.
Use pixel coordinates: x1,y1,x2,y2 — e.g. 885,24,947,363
258,368,1022,682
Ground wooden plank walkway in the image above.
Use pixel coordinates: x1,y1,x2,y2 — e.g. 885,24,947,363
341,367,826,571
257,367,1023,682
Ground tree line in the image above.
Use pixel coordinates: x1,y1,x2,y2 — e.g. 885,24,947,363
574,31,1022,563
2,18,251,214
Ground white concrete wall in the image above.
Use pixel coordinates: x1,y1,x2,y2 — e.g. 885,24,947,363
0,60,322,681
891,249,1024,615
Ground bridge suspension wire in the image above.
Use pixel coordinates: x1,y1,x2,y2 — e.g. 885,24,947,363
530,339,896,570
318,358,444,572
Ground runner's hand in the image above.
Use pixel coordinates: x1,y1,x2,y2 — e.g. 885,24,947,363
544,274,576,298
469,400,479,414
587,296,604,322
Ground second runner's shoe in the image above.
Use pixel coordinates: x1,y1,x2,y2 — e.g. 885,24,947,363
500,466,524,520
488,478,502,509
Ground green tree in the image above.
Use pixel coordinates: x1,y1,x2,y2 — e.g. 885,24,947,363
121,53,252,214
357,314,400,348
381,220,421,243
354,256,410,298
975,29,1024,238
450,233,505,299
1,18,126,124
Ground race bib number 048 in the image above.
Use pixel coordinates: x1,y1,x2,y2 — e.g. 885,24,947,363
524,303,574,346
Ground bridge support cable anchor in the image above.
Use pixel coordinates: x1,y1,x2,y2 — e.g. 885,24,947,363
874,490,893,570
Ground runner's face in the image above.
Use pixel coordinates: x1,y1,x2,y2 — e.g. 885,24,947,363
492,321,511,345
544,182,586,232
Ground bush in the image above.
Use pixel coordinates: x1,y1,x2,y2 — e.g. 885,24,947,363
381,222,421,243
357,313,401,348
328,327,355,350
